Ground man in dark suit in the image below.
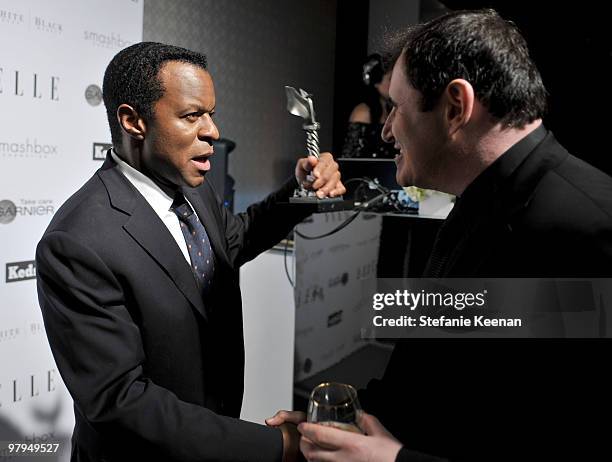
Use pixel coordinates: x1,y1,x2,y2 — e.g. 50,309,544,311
36,42,345,462
271,9,612,462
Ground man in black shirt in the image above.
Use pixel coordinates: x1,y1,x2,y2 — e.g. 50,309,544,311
271,8,612,461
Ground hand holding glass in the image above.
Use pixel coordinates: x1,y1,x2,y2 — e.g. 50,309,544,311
307,382,363,434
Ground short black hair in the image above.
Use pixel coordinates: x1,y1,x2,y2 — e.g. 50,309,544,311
102,42,208,148
396,9,547,128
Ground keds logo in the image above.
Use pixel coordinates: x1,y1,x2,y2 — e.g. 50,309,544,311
93,142,112,161
6,261,36,283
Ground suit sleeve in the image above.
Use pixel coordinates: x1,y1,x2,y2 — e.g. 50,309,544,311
219,176,313,268
36,230,283,462
395,447,449,462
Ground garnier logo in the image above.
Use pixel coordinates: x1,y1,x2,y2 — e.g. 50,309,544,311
6,260,36,282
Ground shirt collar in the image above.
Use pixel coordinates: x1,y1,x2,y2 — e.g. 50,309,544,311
110,149,175,216
443,124,548,229
459,124,548,204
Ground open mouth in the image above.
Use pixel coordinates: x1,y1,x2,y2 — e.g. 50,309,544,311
191,154,212,172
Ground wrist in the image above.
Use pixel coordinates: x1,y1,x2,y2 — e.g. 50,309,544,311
279,423,299,462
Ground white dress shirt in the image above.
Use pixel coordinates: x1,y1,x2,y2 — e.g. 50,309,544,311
110,149,192,265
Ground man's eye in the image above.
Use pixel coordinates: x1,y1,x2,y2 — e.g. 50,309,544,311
184,111,214,121
185,112,201,120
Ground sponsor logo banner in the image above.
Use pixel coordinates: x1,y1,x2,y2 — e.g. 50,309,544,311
93,142,112,160
0,199,54,224
0,68,60,101
0,8,25,25
0,138,59,159
6,260,36,283
83,30,133,49
85,84,102,106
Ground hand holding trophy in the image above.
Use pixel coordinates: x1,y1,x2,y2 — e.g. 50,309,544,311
285,86,348,209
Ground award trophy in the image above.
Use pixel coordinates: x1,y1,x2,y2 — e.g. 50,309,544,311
285,86,351,211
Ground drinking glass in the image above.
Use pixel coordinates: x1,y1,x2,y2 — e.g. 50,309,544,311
307,382,363,433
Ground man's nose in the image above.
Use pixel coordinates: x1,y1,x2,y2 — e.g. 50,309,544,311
381,110,394,143
199,114,220,141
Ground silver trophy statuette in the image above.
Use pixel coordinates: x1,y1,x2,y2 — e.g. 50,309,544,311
283,85,349,210
285,86,320,159
285,85,320,199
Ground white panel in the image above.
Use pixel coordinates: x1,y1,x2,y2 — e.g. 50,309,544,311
240,250,296,422
0,0,143,457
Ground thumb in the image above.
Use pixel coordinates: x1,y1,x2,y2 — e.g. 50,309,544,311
265,410,284,426
358,412,388,437
304,155,318,173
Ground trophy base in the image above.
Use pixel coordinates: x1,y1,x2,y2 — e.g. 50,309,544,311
288,196,354,212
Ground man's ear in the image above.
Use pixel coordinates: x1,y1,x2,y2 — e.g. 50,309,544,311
117,104,146,140
444,79,474,136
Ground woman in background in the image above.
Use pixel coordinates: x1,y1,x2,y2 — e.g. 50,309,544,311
341,53,397,159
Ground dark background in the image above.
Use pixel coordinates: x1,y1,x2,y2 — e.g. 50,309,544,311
144,0,611,206
440,0,612,175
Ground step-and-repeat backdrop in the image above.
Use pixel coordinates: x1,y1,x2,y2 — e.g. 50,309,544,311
0,0,143,457
294,212,383,381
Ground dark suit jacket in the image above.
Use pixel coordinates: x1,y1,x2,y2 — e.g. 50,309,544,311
36,155,309,462
429,127,612,277
363,128,612,461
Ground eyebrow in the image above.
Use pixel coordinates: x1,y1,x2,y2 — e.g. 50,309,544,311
184,104,216,112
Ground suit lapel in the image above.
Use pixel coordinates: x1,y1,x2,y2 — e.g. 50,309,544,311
97,157,208,321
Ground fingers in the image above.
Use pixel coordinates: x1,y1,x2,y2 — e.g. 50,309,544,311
357,412,387,437
298,422,354,449
312,171,341,198
297,157,317,175
306,156,318,171
266,410,307,426
295,152,346,198
311,153,345,198
300,436,337,462
310,153,335,186
295,157,316,188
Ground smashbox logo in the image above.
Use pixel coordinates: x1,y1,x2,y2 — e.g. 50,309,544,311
93,142,112,160
0,138,59,159
6,260,36,283
83,30,132,49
